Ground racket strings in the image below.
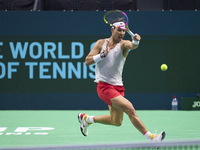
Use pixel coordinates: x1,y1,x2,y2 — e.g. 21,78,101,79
105,12,127,26
104,10,135,37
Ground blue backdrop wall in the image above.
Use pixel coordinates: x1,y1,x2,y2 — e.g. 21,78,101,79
0,11,199,110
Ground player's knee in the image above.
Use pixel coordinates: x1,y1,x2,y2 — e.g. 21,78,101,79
115,120,122,126
125,107,136,117
114,122,122,126
111,120,122,126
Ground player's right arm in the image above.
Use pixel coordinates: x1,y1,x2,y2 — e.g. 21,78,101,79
85,39,105,67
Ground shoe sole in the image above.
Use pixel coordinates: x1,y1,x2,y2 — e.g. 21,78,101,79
80,127,87,136
78,113,87,137
78,113,82,123
161,131,166,141
156,131,166,149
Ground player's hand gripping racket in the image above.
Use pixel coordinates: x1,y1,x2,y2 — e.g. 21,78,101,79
103,10,138,42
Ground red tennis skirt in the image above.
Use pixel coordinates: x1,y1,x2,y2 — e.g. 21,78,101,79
97,82,125,106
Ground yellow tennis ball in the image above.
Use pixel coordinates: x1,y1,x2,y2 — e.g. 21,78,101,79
161,64,168,71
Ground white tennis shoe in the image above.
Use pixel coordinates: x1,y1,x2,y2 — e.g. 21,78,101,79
149,131,165,143
149,131,166,149
78,113,92,136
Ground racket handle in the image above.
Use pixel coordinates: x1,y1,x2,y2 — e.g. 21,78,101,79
127,30,139,45
127,30,135,38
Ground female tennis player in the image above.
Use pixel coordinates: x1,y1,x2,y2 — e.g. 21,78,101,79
78,20,165,143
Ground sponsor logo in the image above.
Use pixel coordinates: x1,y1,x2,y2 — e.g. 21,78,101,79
192,101,200,108
0,127,54,135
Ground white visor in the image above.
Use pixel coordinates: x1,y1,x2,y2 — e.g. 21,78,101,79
112,22,126,30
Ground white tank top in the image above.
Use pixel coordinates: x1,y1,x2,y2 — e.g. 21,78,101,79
94,39,126,86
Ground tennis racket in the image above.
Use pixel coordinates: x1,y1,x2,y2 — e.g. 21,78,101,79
103,10,137,40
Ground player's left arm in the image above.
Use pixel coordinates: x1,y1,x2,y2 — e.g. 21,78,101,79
122,33,141,50
121,34,141,58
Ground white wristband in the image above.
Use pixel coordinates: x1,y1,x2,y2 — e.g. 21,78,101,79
93,54,102,63
132,40,139,45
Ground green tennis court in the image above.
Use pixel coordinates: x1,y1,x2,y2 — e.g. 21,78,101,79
0,110,199,149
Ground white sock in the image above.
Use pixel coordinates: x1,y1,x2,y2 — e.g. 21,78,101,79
144,131,153,141
86,115,95,123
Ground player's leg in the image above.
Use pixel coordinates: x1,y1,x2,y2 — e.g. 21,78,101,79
78,94,146,136
110,95,165,143
109,105,124,126
110,95,147,134
94,105,124,126
78,106,123,136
